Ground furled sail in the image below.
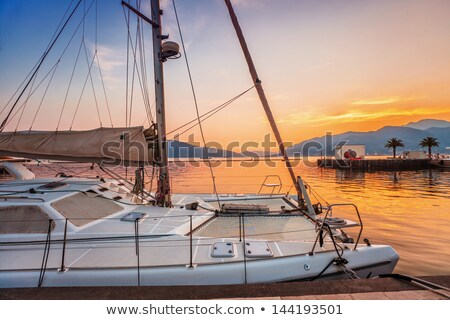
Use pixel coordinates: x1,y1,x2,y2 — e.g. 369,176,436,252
0,126,154,166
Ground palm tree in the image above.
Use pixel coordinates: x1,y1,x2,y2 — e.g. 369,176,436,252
419,137,439,159
385,137,404,158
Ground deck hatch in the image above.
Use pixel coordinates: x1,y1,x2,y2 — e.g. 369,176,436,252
0,205,55,234
211,242,235,258
51,192,123,227
121,212,148,222
245,241,273,258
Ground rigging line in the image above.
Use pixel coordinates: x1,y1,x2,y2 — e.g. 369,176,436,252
145,165,157,196
95,54,114,128
0,63,39,117
133,11,153,127
47,0,78,49
82,40,103,127
4,63,61,129
140,22,154,125
0,0,76,117
167,85,255,136
141,111,150,127
95,0,98,49
69,49,97,130
0,70,33,117
0,179,99,187
92,164,104,179
129,21,138,127
140,98,156,127
305,182,330,206
137,22,153,125
44,0,98,130
172,89,252,138
15,68,41,131
122,8,153,127
80,0,101,127
37,220,52,287
38,161,94,178
125,3,131,127
35,159,67,176
5,0,95,131
10,0,95,131
29,60,61,130
51,165,80,178
57,40,84,130
168,91,247,136
0,0,83,132
82,0,86,39
16,46,51,130
122,2,154,128
136,2,153,125
125,7,140,127
1,231,319,249
93,0,113,127
65,165,96,178
172,0,221,206
99,165,156,201
173,95,240,138
136,18,150,124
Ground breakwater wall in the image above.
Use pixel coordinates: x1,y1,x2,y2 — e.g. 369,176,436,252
317,159,430,170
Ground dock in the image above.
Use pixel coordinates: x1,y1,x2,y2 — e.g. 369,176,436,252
1,275,448,300
317,159,430,170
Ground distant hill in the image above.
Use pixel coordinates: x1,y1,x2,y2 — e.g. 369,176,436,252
287,119,450,156
404,119,450,130
168,140,240,158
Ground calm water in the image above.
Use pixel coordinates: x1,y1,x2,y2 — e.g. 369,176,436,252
23,158,450,277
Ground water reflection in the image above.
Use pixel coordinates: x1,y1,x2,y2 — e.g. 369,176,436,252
390,171,399,183
335,170,366,182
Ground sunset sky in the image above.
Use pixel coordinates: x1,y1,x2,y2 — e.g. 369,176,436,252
1,0,450,149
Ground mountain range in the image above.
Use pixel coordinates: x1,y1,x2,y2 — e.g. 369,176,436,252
287,119,450,156
167,119,450,158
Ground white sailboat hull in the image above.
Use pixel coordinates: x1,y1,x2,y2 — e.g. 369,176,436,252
0,245,398,288
0,171,399,289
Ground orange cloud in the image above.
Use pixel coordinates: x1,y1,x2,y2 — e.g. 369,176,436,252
275,107,448,127
351,96,423,105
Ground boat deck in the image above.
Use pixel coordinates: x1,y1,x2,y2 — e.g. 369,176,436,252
1,184,338,271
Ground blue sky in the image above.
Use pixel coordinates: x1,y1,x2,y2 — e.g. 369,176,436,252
1,0,450,144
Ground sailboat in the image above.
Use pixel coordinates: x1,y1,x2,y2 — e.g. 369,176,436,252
0,0,398,288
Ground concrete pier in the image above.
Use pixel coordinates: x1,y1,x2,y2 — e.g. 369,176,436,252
317,159,430,170
1,275,448,300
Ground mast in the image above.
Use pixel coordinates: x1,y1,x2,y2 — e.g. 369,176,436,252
223,0,302,201
122,0,171,206
151,0,171,207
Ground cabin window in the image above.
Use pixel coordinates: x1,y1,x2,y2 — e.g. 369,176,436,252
51,191,123,227
0,205,55,234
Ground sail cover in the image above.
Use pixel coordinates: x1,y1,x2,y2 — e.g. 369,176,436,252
0,126,154,166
